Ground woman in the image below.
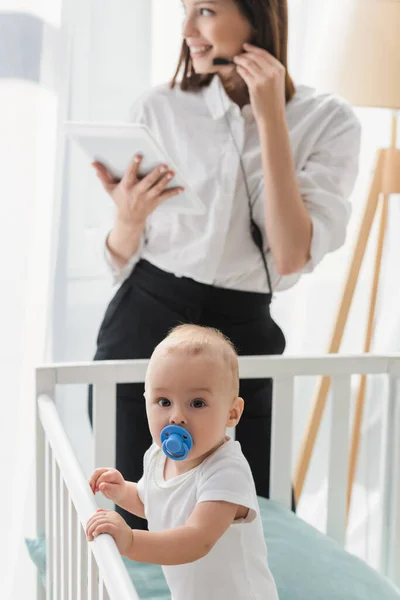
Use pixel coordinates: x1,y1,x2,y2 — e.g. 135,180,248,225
89,0,361,529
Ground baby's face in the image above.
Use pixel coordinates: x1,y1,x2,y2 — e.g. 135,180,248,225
145,350,240,462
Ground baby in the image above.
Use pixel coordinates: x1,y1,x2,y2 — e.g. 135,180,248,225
86,324,279,600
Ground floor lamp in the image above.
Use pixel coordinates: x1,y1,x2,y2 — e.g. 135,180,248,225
293,0,400,514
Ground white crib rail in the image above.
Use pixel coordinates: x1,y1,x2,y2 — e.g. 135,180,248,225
37,394,140,600
35,354,400,598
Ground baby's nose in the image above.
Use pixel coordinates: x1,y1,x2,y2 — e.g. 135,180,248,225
170,410,186,425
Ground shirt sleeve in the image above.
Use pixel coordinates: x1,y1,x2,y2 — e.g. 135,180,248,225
100,93,150,284
196,453,258,523
103,228,146,286
136,475,145,504
299,103,362,273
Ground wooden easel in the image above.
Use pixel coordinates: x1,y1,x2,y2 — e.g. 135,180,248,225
293,112,400,515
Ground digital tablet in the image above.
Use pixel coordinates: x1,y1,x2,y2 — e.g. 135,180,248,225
64,121,205,215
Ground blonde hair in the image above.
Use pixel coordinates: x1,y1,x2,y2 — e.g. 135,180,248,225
152,324,240,397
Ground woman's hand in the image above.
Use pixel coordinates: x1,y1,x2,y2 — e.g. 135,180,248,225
93,155,184,228
233,43,286,124
89,468,127,504
86,509,133,555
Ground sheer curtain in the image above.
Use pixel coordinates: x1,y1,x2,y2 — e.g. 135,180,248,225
0,1,65,597
1,2,155,597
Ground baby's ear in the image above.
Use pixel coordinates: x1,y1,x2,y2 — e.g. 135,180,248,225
227,397,244,427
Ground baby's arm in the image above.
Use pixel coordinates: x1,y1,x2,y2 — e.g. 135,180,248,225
125,500,239,565
116,481,145,519
89,468,145,519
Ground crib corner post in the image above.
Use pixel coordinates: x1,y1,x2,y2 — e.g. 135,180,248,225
35,412,46,600
35,414,46,600
35,368,56,599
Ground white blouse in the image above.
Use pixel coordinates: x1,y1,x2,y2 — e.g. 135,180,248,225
103,74,361,293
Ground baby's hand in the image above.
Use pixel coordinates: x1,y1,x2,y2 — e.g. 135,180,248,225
89,468,127,504
86,509,133,555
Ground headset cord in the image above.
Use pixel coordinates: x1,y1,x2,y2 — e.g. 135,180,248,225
218,81,274,297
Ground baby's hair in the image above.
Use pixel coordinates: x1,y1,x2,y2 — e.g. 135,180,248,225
156,324,240,397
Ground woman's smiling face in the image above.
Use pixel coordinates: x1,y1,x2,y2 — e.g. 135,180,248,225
181,0,254,74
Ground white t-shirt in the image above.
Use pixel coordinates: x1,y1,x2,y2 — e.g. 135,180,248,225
137,438,279,600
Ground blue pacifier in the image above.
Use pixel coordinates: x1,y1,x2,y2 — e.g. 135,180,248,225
160,425,193,461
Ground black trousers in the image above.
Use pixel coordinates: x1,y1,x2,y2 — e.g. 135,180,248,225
89,259,288,529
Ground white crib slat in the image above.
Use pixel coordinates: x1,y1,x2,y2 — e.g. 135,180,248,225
381,376,400,587
326,374,351,545
52,457,60,597
389,384,400,588
270,376,294,508
93,383,117,511
78,524,88,600
45,441,53,599
61,478,69,600
68,497,77,600
99,577,109,600
88,547,99,600
379,381,392,576
101,580,111,600
93,383,116,468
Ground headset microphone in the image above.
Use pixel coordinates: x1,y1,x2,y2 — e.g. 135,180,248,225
212,54,274,296
212,57,235,66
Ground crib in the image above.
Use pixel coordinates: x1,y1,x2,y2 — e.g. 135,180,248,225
34,354,400,599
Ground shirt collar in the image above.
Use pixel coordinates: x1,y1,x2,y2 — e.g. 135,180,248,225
203,74,253,121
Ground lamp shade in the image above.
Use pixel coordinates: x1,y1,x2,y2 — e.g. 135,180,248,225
306,0,400,109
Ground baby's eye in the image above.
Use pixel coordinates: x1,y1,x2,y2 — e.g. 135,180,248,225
200,8,214,16
158,398,171,407
191,399,206,409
